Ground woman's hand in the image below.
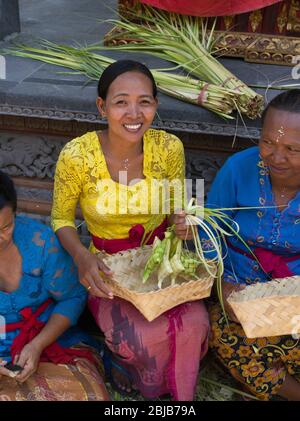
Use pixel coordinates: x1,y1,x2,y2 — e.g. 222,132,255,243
13,342,42,383
222,282,245,323
74,248,114,299
169,211,193,240
0,359,16,379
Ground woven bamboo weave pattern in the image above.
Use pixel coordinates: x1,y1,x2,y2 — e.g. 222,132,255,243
227,276,300,338
97,246,216,321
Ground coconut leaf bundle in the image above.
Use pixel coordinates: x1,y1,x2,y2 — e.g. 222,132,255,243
2,40,238,118
103,5,264,119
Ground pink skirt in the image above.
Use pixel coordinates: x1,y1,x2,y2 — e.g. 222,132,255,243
88,296,209,400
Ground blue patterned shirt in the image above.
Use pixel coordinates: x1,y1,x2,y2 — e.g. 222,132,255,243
0,216,91,362
202,146,300,284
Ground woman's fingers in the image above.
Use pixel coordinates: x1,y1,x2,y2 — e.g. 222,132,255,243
0,368,16,378
15,363,33,383
0,366,11,376
172,210,194,240
14,352,27,370
97,258,114,276
85,270,113,299
86,278,113,299
77,251,114,298
175,225,193,240
0,358,21,378
0,365,18,378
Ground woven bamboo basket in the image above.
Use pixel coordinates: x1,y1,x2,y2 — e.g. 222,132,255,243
227,276,300,338
97,246,216,322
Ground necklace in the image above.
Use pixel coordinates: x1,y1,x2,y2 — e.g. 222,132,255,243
121,158,130,171
278,186,298,199
104,154,131,171
280,187,287,199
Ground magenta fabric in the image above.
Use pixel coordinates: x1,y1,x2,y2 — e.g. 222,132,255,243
139,0,282,17
88,296,209,400
253,248,297,278
227,240,300,279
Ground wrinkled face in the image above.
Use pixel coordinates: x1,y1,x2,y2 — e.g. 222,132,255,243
96,71,158,144
259,107,300,186
0,206,14,252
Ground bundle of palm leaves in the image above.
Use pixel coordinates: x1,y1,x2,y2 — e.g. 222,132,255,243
1,40,240,119
1,40,238,119
103,5,264,119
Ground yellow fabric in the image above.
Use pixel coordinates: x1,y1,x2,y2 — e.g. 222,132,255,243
51,129,185,245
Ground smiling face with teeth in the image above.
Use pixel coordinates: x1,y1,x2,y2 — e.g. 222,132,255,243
96,71,158,146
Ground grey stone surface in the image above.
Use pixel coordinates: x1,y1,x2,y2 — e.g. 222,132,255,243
0,0,20,40
0,0,297,138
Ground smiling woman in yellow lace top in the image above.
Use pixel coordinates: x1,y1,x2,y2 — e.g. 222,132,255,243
51,128,184,243
50,60,210,401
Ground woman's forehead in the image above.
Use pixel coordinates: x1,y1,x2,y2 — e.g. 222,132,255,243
264,108,300,126
108,71,153,93
0,206,14,226
261,109,300,145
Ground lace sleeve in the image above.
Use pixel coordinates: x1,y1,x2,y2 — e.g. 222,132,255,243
51,139,84,232
165,133,185,182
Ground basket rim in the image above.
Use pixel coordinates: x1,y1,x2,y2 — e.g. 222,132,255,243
227,275,300,304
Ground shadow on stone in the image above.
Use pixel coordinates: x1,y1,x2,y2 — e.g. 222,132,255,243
0,0,20,40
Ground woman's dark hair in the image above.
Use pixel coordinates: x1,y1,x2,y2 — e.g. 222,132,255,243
262,89,300,124
97,60,157,99
0,170,17,212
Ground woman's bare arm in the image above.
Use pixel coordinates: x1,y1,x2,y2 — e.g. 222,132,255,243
56,226,114,298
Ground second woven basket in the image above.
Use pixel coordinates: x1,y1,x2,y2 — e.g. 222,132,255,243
227,276,300,338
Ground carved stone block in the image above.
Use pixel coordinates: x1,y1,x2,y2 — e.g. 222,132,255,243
185,150,227,198
0,132,67,179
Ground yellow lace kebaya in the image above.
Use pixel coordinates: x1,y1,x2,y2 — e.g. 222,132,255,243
51,129,185,249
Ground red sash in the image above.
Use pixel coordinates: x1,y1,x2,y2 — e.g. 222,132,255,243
91,217,168,254
6,299,95,365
